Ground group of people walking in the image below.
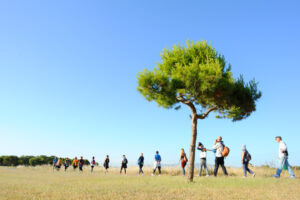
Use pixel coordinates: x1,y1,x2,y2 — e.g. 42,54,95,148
53,156,88,172
179,136,295,178
52,151,163,176
119,151,162,176
52,136,295,179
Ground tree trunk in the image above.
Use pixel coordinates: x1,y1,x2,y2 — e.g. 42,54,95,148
187,113,197,182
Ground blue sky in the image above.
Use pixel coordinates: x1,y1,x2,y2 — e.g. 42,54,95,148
0,0,299,167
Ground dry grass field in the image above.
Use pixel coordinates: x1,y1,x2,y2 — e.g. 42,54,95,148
0,166,299,200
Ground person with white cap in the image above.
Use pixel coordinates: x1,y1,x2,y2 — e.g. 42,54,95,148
241,144,255,178
273,136,295,179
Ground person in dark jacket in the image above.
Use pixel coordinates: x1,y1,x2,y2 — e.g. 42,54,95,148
103,155,110,174
138,153,144,175
79,156,84,171
241,145,255,178
120,155,128,174
90,156,96,173
64,158,70,171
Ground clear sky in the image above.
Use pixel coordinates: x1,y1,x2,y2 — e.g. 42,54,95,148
0,0,299,167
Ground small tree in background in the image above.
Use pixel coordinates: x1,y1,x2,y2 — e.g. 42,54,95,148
137,41,261,182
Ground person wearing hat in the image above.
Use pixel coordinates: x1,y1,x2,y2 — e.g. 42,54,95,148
197,142,209,176
273,136,295,178
241,144,255,178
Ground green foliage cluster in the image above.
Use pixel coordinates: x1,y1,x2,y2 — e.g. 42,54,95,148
0,155,90,166
137,40,261,121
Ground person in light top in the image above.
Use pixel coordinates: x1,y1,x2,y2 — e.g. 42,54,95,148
213,136,228,176
197,142,209,176
273,136,295,178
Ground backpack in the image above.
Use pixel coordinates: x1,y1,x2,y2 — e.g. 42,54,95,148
222,146,230,157
245,151,251,161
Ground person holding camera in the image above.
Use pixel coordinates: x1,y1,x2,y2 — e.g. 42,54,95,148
273,136,295,178
197,142,209,176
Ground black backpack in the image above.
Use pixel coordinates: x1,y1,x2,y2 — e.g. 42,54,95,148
245,151,251,161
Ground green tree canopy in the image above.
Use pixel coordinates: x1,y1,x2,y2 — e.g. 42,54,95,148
138,41,261,121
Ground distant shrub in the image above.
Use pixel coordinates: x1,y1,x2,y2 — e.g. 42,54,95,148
1,156,19,166
29,157,45,166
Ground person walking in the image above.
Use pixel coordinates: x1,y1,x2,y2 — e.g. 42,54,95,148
91,156,96,173
197,142,209,176
179,149,188,176
55,158,61,171
273,136,295,179
53,157,58,171
241,145,255,178
213,136,228,176
72,157,79,171
64,158,70,171
152,151,161,176
120,155,128,174
138,153,144,175
79,156,84,172
103,155,110,174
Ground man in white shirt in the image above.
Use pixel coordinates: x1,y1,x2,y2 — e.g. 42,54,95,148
273,136,295,178
213,136,228,176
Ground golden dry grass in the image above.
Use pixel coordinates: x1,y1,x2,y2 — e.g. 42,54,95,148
0,166,299,200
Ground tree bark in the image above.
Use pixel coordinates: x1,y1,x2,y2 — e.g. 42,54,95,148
187,113,197,182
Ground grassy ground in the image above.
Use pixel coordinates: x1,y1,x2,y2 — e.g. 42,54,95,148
0,166,299,200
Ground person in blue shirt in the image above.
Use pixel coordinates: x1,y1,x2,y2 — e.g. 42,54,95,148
152,151,161,176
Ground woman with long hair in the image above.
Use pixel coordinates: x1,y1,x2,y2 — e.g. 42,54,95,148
180,148,188,176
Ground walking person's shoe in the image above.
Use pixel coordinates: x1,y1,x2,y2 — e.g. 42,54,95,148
272,175,280,178
290,176,296,179
252,173,256,178
151,173,154,176
206,175,209,177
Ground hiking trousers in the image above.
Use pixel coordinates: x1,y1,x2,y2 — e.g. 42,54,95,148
214,157,228,176
199,158,209,176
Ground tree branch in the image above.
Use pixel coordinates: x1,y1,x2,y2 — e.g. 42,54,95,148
197,106,218,119
176,94,197,114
